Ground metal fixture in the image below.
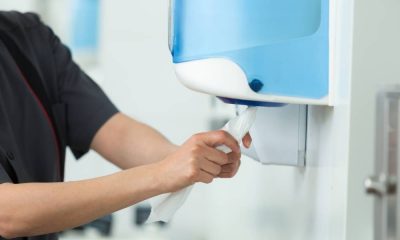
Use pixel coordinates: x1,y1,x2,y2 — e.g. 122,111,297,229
365,86,400,240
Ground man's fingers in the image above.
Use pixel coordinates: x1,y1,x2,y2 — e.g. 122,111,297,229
220,160,240,173
242,133,252,148
194,131,240,153
220,163,235,173
184,130,244,184
197,170,215,184
219,161,241,178
200,159,222,176
203,146,230,165
227,151,241,164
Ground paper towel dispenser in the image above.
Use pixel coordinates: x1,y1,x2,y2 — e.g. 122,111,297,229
169,0,332,106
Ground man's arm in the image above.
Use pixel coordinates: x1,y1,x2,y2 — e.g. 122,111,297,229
0,165,159,238
91,113,251,177
0,128,241,238
90,113,178,169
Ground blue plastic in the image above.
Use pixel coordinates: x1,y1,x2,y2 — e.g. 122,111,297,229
71,0,100,52
218,97,287,107
171,0,329,100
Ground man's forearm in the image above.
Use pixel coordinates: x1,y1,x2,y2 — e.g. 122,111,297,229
0,124,244,238
0,164,161,238
91,113,178,169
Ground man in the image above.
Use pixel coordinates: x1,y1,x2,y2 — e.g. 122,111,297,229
0,12,251,239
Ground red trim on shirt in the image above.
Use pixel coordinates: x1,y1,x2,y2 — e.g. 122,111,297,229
17,69,62,181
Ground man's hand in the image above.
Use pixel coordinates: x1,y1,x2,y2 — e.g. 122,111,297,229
154,131,252,193
219,133,252,179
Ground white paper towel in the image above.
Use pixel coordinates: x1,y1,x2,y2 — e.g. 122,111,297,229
147,107,257,223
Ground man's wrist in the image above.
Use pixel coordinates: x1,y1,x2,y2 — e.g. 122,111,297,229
169,144,179,154
146,162,168,194
163,143,178,159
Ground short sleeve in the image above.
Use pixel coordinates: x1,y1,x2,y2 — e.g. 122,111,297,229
0,165,12,183
44,19,119,159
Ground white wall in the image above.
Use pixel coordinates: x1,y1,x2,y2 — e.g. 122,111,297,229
0,0,38,12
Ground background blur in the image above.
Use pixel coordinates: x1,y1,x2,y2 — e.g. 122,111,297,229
0,1,275,239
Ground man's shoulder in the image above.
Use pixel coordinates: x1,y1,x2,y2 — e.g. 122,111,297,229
0,11,42,33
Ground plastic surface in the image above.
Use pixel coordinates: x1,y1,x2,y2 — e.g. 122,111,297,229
175,58,329,106
248,105,307,166
171,0,329,101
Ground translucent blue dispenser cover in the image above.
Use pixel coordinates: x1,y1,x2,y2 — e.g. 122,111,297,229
170,0,329,101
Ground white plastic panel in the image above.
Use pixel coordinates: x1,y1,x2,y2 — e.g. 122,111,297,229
242,105,307,166
175,59,329,106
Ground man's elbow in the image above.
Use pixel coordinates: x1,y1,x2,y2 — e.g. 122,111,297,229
0,206,37,239
0,229,16,239
0,215,34,239
0,193,29,238
0,219,19,239
0,185,49,239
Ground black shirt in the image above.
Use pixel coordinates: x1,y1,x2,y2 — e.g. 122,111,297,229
0,12,118,239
